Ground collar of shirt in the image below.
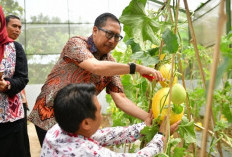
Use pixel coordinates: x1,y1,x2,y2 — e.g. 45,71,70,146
87,35,97,53
60,127,99,145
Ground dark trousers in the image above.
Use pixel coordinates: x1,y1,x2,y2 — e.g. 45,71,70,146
23,103,31,157
0,119,28,157
35,125,47,146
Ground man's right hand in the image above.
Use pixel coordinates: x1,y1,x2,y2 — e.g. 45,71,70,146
136,64,164,82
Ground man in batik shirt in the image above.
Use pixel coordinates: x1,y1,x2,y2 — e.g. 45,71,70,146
28,13,164,146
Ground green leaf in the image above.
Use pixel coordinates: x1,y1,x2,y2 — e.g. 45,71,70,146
172,104,184,114
119,0,160,46
147,47,159,56
112,111,128,126
173,147,186,157
135,79,148,95
140,55,159,66
140,121,159,143
125,38,141,53
128,144,137,153
106,94,112,103
155,153,169,157
131,51,145,60
178,116,196,144
162,28,178,53
222,102,232,123
167,138,181,154
214,120,229,132
220,31,232,55
123,25,134,42
111,51,124,62
120,75,136,99
130,51,158,66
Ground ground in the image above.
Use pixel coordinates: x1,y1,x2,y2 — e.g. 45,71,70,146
28,122,41,157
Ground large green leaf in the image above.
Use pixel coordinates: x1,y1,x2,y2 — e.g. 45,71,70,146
162,28,179,53
130,51,146,60
119,0,160,46
147,47,159,56
140,55,159,66
125,38,141,53
178,116,196,144
130,51,159,66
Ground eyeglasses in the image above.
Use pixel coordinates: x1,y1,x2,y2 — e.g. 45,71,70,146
98,27,123,42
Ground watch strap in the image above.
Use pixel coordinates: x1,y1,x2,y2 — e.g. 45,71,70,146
128,63,136,74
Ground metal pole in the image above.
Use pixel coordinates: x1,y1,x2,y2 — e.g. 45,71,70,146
67,0,70,38
24,0,27,52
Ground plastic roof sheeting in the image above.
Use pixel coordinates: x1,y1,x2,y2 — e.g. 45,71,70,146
149,0,210,12
193,0,232,47
150,0,231,47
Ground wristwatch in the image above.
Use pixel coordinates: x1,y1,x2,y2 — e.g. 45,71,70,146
5,81,11,90
128,63,136,74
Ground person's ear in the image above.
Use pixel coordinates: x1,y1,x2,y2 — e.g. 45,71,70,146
93,26,98,36
80,118,93,131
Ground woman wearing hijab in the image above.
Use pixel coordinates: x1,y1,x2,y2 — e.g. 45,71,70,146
0,5,29,157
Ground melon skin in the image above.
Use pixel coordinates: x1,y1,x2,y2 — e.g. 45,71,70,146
152,88,184,125
171,83,187,105
159,64,178,87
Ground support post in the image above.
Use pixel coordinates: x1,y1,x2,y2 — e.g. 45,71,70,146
200,0,227,156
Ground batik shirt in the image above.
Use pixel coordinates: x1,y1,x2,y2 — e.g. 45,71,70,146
41,123,163,157
28,36,124,130
0,42,24,123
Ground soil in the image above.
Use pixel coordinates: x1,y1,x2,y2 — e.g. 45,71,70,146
28,122,41,157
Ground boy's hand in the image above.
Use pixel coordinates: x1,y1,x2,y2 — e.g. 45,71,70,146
170,120,181,135
159,117,181,135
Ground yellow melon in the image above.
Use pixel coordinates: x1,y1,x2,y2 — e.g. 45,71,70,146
152,88,184,125
159,64,178,87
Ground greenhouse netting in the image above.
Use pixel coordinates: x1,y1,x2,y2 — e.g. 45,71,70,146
1,0,232,156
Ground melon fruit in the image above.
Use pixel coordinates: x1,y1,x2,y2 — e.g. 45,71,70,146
171,83,186,105
159,64,178,87
152,87,184,125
